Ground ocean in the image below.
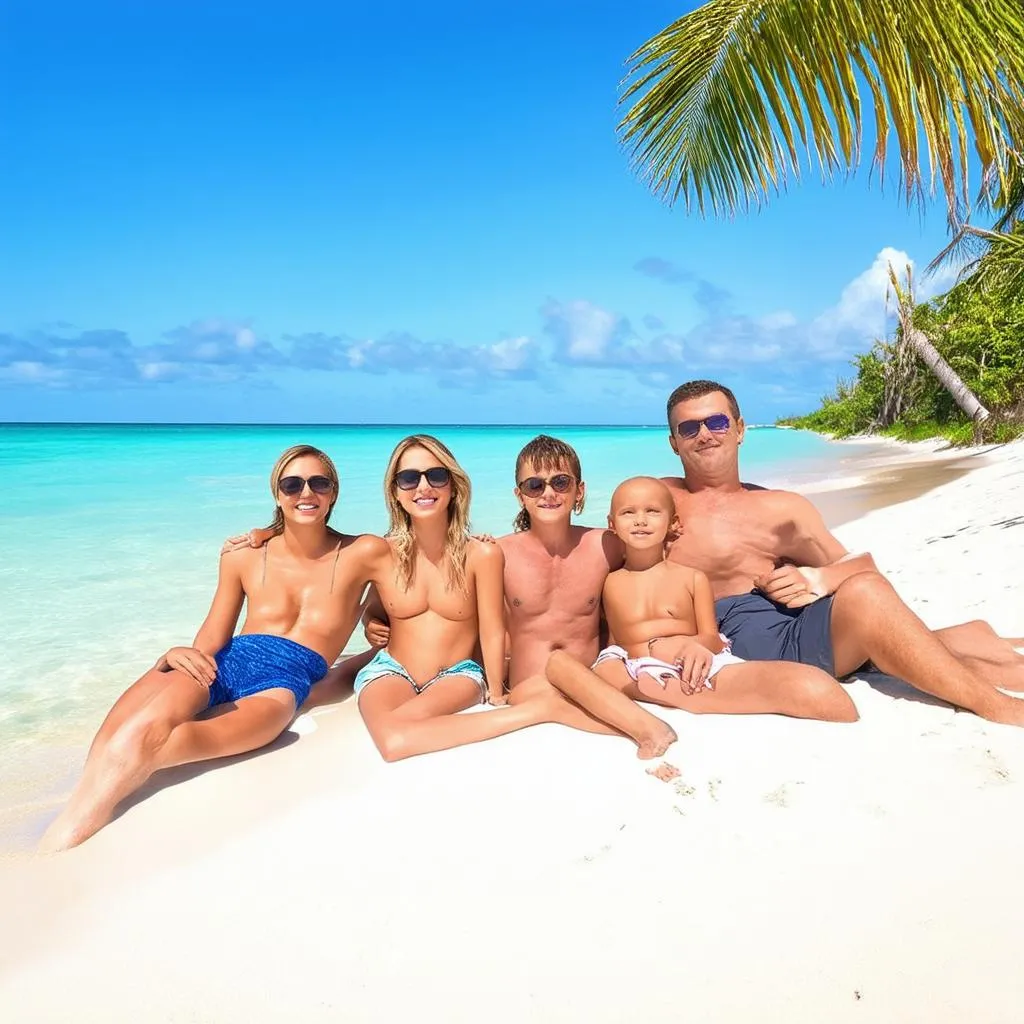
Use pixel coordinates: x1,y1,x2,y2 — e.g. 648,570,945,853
0,423,839,825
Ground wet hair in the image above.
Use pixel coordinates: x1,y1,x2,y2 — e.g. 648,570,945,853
665,380,741,424
513,434,584,532
266,444,340,536
383,433,471,591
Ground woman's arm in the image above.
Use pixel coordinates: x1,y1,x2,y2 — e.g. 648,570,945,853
472,542,507,705
361,583,391,648
154,550,246,685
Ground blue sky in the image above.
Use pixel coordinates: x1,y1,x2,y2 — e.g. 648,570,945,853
1,0,962,424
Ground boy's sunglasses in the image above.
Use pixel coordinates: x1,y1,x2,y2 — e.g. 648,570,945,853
518,473,575,497
395,467,451,490
675,413,731,439
278,475,334,496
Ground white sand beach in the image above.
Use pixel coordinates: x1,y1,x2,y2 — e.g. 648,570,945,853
2,440,1023,1023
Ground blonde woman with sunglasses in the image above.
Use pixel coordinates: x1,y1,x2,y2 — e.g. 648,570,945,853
40,444,376,852
349,434,573,762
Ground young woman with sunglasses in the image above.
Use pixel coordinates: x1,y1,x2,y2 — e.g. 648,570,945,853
350,434,576,762
365,434,678,758
40,444,376,852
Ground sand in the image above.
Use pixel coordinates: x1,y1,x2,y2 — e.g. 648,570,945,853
2,439,1023,1023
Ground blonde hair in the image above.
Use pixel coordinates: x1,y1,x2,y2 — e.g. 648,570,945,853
513,434,585,532
265,444,340,536
383,434,471,591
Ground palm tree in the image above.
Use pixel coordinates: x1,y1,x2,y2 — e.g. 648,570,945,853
617,1,1024,425
619,0,1024,220
887,264,989,425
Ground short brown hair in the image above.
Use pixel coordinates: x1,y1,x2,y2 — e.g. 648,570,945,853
666,380,741,424
513,434,583,532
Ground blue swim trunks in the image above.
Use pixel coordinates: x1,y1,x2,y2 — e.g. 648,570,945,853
354,649,487,703
715,591,837,676
208,634,329,710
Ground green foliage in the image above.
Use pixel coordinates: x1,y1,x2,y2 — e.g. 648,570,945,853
619,0,1024,221
784,283,1024,443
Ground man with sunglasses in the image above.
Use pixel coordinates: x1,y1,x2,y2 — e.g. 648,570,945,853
661,380,1024,726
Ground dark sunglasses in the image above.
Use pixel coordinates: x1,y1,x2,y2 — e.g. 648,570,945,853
278,475,335,496
395,466,451,491
518,473,575,497
675,413,731,439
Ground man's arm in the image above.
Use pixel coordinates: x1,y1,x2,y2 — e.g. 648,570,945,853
757,494,878,606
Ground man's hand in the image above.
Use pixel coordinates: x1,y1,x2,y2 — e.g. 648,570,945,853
754,565,825,608
158,646,218,687
672,639,715,695
220,527,275,555
363,617,390,648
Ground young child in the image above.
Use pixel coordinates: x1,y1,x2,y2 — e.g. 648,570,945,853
596,475,743,699
545,475,858,725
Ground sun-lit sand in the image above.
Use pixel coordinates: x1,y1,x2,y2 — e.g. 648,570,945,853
2,440,1023,1023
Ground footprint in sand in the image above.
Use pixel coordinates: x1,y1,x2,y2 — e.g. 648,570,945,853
982,748,1011,784
763,781,805,808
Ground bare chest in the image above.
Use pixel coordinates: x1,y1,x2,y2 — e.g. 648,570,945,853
668,497,781,580
504,553,605,624
242,557,343,632
378,560,475,622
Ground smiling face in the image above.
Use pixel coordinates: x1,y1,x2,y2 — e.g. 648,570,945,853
276,453,337,527
393,445,452,522
514,458,584,528
608,477,677,551
667,390,745,476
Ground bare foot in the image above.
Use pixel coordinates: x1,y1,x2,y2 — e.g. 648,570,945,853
635,719,677,759
645,761,681,783
38,814,86,855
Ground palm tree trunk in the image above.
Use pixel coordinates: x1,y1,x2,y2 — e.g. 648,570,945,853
888,263,990,426
901,322,990,423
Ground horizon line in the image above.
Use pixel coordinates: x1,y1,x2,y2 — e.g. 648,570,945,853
1,421,785,429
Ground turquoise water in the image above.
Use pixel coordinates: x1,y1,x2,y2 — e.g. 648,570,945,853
0,423,835,757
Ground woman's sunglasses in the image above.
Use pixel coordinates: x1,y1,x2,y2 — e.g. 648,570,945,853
675,413,731,439
395,467,451,491
278,475,335,496
517,473,575,497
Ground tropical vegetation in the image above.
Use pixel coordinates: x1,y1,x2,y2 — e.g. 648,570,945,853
618,0,1024,439
779,273,1024,442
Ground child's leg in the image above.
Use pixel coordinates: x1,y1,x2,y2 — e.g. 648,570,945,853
624,660,858,723
545,651,677,758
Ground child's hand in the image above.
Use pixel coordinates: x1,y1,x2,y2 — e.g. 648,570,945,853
672,640,714,695
364,617,391,648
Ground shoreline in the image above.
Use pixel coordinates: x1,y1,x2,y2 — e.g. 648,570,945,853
2,439,1023,1022
0,434,1003,852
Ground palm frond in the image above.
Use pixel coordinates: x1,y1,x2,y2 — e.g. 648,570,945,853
961,226,1024,296
619,0,1024,219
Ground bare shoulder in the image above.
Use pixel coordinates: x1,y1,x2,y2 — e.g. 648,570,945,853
468,536,505,567
345,532,390,566
662,560,700,589
750,487,822,522
497,531,526,555
218,545,257,572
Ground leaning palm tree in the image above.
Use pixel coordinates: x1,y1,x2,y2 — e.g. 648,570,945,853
617,1,1024,425
887,263,989,425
